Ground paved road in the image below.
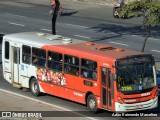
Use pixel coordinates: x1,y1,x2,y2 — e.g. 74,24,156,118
0,0,159,60
0,89,94,120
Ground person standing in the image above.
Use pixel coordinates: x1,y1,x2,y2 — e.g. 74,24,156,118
51,0,60,35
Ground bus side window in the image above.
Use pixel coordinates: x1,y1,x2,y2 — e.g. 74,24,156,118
81,59,97,80
64,55,79,76
5,41,10,59
48,51,62,72
39,49,46,67
102,68,106,86
32,47,46,68
22,45,31,64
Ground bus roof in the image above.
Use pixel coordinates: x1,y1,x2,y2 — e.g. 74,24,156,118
3,32,86,47
44,42,148,60
4,32,149,60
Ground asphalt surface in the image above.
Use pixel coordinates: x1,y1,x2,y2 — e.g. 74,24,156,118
0,89,94,120
0,0,160,60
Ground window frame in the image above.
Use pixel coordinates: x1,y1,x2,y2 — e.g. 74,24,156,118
32,47,46,68
64,54,79,76
81,58,97,80
48,51,62,72
5,41,10,60
22,45,31,64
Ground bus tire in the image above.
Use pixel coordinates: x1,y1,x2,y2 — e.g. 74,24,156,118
30,78,41,97
87,94,98,113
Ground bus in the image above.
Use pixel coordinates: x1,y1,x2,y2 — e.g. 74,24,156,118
2,32,158,112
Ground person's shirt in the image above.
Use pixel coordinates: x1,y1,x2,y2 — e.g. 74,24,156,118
51,0,55,6
83,71,88,78
119,0,124,3
54,0,60,15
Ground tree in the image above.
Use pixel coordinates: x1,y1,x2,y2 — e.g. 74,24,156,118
119,0,160,52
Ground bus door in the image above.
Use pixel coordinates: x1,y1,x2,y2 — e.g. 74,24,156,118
101,67,112,110
12,47,20,84
3,41,11,83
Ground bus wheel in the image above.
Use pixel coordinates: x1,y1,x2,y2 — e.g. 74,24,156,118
30,78,40,96
87,94,98,113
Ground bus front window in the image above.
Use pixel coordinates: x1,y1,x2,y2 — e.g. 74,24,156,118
116,56,156,94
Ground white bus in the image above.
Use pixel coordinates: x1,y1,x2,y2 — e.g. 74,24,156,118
2,31,83,90
2,32,158,112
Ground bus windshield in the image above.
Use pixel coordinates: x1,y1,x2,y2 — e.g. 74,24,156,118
116,56,156,94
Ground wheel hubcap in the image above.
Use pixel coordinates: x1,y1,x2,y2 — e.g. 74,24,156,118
89,99,95,109
32,82,37,93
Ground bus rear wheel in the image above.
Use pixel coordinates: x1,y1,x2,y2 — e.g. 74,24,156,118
87,94,98,113
30,78,41,96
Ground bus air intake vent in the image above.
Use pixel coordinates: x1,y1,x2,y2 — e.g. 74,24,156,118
36,32,47,36
115,48,125,52
96,45,115,51
46,35,62,41
84,42,95,46
62,38,72,44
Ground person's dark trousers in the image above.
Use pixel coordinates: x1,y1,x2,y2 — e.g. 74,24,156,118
52,0,60,35
52,14,57,35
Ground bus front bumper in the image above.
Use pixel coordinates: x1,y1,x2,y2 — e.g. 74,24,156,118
115,96,158,112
